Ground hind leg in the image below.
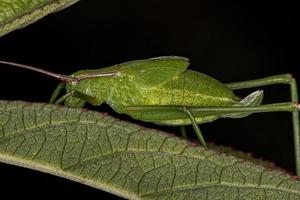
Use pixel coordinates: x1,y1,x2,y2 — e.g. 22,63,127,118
225,74,300,176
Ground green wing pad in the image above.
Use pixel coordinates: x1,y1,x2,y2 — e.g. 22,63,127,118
118,56,190,87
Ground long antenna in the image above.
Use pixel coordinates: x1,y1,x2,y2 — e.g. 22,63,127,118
0,60,75,82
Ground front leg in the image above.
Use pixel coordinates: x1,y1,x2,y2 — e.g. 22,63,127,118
55,90,97,108
49,82,66,104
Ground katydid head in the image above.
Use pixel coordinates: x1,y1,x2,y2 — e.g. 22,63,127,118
0,60,114,106
63,69,115,107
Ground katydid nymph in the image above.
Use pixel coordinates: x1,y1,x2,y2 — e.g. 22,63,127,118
1,56,300,176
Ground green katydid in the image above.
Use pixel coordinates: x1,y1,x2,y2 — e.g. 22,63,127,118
0,56,300,176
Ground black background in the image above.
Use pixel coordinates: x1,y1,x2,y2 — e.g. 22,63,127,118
0,1,299,199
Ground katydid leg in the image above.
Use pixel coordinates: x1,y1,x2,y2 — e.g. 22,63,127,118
182,107,207,147
55,90,97,105
126,102,299,120
225,74,300,176
180,126,188,139
49,83,66,104
54,91,74,105
225,74,295,90
71,91,98,105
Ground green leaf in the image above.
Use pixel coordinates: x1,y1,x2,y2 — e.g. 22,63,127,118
0,0,79,37
0,101,300,199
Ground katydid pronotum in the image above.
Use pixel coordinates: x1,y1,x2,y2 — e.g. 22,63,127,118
1,56,300,176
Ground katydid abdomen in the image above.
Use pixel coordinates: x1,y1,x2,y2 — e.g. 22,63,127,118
145,70,240,106
106,70,241,125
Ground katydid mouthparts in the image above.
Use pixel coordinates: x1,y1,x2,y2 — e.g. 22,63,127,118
1,56,300,176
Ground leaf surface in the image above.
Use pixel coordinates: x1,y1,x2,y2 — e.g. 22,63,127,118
0,100,300,199
0,0,79,37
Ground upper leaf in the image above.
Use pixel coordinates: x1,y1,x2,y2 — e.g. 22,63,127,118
0,100,300,199
0,0,79,37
